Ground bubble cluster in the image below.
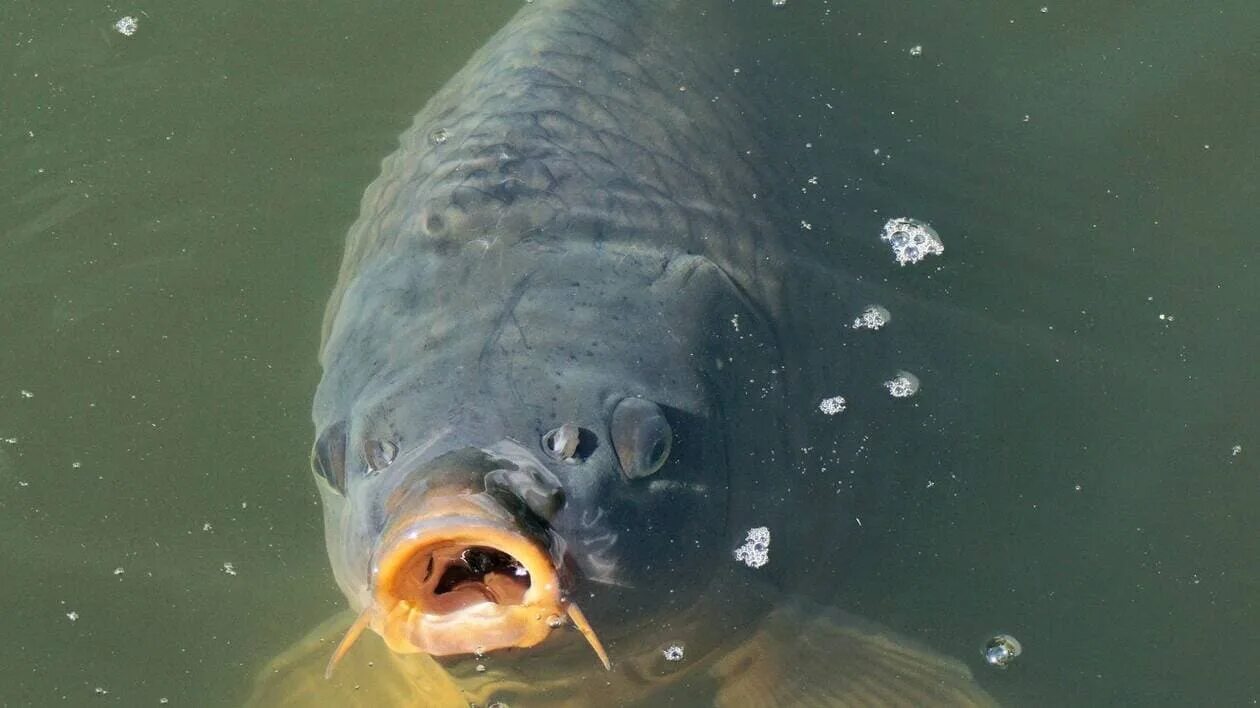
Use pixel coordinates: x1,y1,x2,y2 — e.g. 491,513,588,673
662,644,685,662
114,16,138,36
982,634,1022,668
884,371,920,398
852,304,891,331
818,395,847,416
881,218,943,266
733,526,770,568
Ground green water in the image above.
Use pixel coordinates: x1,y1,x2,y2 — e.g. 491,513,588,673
1,1,1256,705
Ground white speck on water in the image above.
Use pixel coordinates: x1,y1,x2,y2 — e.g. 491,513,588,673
800,220,813,231
94,687,110,696
160,699,169,705
771,0,786,6
808,176,818,185
734,526,770,568
113,567,125,575
66,611,79,621
663,644,685,662
884,371,921,398
114,16,138,36
818,396,847,416
429,128,450,145
909,45,923,56
222,562,237,576
880,218,943,266
730,313,741,332
1074,483,1083,491
71,461,82,469
1040,6,1049,12
202,522,213,532
852,304,891,331
3,437,16,444
1231,444,1242,456
475,663,486,672
17,481,29,487
855,517,863,527
20,390,34,399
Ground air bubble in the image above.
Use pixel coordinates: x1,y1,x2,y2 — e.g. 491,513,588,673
818,396,847,416
880,218,943,266
114,16,138,36
852,305,891,331
662,644,685,662
884,371,920,398
733,526,770,568
982,634,1022,668
430,128,450,145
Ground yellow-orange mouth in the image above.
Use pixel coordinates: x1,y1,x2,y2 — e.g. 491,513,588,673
325,494,608,677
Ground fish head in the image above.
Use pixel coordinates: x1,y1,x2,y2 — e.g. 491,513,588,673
310,249,762,671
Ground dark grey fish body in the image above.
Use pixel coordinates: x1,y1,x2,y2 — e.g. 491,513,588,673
314,0,789,629
282,1,998,705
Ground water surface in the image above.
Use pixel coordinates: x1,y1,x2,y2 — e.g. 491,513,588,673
1,1,1256,705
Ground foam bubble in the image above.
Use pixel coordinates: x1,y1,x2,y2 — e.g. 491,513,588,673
818,395,847,415
884,371,921,398
852,304,891,331
733,526,770,568
880,218,943,266
114,16,138,36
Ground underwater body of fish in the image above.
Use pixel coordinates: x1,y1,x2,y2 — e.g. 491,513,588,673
250,0,997,705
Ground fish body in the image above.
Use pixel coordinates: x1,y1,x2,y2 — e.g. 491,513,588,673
254,1,997,705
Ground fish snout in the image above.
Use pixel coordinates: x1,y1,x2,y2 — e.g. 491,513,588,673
371,496,565,657
322,445,608,675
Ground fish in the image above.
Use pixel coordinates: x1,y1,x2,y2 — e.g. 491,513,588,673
250,0,998,705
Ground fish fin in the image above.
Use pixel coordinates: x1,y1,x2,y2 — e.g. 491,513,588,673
709,602,1000,708
246,610,468,708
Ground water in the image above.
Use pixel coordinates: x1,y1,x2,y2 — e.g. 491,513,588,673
1,1,1256,705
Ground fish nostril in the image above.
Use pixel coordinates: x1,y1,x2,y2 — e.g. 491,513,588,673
542,423,581,463
364,439,399,474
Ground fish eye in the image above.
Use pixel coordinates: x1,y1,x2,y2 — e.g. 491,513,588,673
312,420,349,494
610,397,672,480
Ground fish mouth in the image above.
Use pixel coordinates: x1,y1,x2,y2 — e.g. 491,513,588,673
326,493,609,675
375,511,563,657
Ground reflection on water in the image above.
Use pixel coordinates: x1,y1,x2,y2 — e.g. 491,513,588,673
1,0,1257,705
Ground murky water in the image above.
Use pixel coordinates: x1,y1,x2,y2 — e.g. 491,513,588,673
2,1,1257,705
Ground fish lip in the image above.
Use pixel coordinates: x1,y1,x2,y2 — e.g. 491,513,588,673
369,499,567,658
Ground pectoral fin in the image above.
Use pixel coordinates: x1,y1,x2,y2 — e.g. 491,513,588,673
709,603,999,707
246,610,468,708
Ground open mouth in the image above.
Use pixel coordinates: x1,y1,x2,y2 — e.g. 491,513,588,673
389,542,533,614
324,497,609,677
